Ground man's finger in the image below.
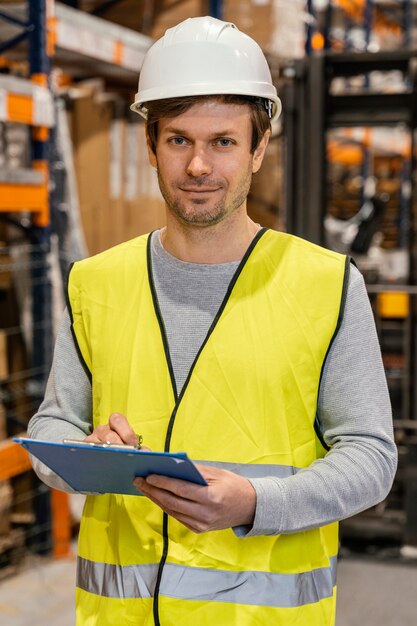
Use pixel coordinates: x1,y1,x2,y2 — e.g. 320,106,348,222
108,412,138,446
102,430,124,444
133,479,178,511
84,425,123,444
133,478,213,533
134,478,202,514
144,474,205,501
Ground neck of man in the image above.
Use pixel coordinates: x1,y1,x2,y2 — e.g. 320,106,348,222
160,211,261,264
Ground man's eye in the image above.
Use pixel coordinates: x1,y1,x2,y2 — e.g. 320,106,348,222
217,138,233,147
170,137,187,145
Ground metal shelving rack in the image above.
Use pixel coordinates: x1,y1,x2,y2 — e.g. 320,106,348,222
282,47,417,549
0,2,153,82
55,3,152,72
0,75,53,223
0,0,58,561
0,0,153,561
307,0,416,54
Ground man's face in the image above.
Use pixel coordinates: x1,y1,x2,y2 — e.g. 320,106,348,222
148,100,268,228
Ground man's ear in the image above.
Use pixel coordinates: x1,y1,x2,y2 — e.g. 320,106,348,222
252,129,271,174
146,132,157,168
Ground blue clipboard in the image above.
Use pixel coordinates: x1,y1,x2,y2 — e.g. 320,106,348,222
14,437,207,496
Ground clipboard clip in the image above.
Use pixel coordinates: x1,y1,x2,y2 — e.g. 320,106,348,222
63,439,139,451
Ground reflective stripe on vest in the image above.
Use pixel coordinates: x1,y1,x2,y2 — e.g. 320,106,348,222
195,460,298,479
77,556,337,607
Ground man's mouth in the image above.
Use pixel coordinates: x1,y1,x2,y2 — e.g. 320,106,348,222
179,187,220,193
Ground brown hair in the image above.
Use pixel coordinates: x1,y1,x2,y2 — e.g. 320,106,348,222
145,95,271,155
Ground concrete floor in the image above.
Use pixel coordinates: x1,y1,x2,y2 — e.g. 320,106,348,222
337,557,417,626
0,551,76,626
0,549,416,625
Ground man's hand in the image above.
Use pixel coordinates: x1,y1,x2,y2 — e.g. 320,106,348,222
84,412,138,447
133,465,256,533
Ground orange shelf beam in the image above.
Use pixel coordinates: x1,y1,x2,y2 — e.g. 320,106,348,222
7,93,33,125
0,182,49,227
0,436,32,481
0,437,72,559
51,489,72,558
113,40,123,65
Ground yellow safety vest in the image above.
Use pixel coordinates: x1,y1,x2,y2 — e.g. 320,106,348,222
67,228,349,626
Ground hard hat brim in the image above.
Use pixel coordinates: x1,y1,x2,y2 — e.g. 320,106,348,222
131,88,282,123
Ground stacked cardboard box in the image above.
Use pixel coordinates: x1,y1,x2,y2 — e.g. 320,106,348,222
224,0,275,51
224,0,306,58
146,0,306,59
123,120,166,240
70,85,115,255
248,136,282,230
69,84,166,256
151,0,207,40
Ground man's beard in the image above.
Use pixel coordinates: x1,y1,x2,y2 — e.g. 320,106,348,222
156,166,253,227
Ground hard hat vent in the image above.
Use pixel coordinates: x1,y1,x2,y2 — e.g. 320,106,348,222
164,16,236,45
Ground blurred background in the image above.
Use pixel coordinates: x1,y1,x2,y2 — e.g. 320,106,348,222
0,1,417,624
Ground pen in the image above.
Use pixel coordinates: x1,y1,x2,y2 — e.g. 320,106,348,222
62,439,141,451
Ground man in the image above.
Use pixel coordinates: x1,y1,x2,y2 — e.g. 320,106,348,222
29,16,397,626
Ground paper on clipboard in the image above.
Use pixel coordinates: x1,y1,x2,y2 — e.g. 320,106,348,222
14,437,207,496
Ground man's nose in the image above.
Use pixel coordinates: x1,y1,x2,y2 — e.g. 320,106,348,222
186,149,212,177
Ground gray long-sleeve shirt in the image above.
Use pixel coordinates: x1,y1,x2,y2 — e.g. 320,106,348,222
28,230,397,535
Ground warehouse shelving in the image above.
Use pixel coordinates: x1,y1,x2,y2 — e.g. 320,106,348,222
0,0,61,564
0,435,32,481
0,1,153,565
307,0,416,53
55,3,152,74
0,74,54,127
0,171,48,224
0,74,53,226
0,2,153,82
282,48,417,548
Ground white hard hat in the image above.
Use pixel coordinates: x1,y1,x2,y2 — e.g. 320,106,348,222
131,16,282,122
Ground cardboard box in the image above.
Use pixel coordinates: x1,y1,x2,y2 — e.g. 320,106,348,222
109,118,128,247
70,86,113,255
224,0,275,52
124,122,166,238
248,136,283,230
125,197,166,239
69,82,168,254
151,0,207,40
224,0,306,58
